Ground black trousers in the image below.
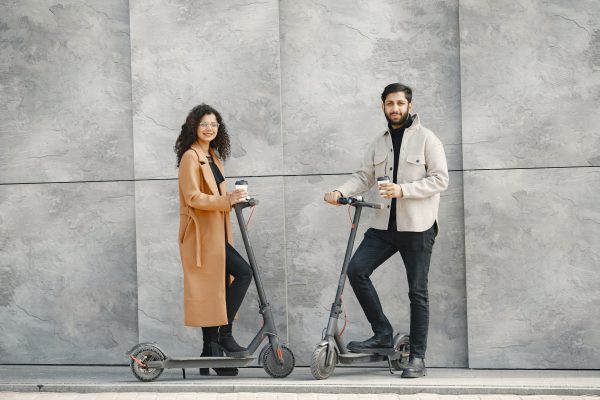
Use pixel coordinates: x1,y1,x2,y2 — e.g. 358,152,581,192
347,224,436,358
203,243,253,340
224,242,253,323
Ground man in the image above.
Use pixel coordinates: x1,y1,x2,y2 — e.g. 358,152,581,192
324,83,448,378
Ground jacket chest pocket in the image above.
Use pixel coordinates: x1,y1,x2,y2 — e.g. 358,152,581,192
404,154,426,181
406,154,425,165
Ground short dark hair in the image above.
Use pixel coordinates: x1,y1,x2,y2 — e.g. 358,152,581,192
381,83,412,103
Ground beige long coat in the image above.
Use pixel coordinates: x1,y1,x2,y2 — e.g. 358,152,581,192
178,142,233,327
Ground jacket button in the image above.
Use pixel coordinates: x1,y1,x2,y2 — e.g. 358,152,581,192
389,167,392,171
390,149,393,152
416,159,420,163
387,205,390,208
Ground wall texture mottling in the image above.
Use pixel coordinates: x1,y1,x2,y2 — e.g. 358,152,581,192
0,0,133,183
129,0,283,180
0,182,137,363
460,0,600,169
280,0,463,174
464,168,600,368
1,0,598,368
460,0,600,368
0,0,137,364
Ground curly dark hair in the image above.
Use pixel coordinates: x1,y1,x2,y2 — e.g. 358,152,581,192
174,104,231,167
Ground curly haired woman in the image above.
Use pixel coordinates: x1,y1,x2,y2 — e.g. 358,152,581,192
175,104,252,376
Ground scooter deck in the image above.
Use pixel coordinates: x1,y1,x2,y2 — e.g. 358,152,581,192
346,347,397,356
148,356,255,369
338,352,388,364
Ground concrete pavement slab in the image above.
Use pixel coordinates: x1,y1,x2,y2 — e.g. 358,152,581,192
0,393,600,399
0,366,598,396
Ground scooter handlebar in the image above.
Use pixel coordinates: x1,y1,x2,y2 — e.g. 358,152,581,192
369,202,384,210
234,198,259,209
337,196,383,209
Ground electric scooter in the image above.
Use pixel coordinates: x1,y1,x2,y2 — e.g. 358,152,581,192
310,196,410,380
127,197,295,381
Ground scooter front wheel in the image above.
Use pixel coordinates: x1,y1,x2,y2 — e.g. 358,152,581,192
129,344,165,382
262,344,295,378
310,345,337,380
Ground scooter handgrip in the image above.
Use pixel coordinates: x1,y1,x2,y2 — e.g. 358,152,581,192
247,198,259,207
372,203,384,210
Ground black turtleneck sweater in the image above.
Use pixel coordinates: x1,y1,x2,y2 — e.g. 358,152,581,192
388,115,413,231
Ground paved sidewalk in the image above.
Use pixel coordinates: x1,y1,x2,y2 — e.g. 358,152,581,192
0,366,599,396
0,393,599,399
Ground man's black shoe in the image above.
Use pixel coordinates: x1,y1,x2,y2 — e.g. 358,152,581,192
400,356,426,378
347,334,393,353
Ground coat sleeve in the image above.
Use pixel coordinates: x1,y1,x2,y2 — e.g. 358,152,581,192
335,140,377,197
179,151,231,211
400,137,449,199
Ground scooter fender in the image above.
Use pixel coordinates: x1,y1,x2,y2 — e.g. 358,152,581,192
393,334,410,348
316,337,337,367
126,342,167,359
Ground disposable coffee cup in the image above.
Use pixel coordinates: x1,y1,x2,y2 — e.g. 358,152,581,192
235,179,249,200
377,176,390,196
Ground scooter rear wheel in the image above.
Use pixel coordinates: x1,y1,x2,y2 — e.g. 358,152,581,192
390,335,410,371
129,344,165,382
262,345,295,378
310,345,337,380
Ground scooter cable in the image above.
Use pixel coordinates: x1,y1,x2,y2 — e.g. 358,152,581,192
339,295,349,337
245,205,256,228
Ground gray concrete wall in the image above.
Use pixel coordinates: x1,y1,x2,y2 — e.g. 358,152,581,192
0,0,137,364
1,0,598,369
460,0,600,369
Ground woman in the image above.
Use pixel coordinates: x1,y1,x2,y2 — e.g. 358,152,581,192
175,104,253,376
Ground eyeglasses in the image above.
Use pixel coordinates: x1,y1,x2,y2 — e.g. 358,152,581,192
199,122,220,129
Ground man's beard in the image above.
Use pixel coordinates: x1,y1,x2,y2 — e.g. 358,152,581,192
385,111,410,127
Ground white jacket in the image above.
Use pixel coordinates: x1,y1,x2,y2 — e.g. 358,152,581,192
336,114,449,232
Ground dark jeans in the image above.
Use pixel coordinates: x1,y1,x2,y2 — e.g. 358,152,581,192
224,242,253,323
347,224,436,358
203,243,253,338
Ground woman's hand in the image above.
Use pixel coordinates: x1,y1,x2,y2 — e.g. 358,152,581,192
229,189,248,206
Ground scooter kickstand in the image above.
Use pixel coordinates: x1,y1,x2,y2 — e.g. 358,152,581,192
387,357,395,375
182,368,186,379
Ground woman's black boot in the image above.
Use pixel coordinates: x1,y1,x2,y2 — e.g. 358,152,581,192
201,327,238,376
218,323,249,357
209,342,239,376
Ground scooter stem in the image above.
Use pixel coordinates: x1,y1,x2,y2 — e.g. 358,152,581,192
335,204,363,302
234,201,268,305
325,203,363,339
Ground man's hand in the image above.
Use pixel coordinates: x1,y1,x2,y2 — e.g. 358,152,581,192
324,190,342,206
228,189,248,206
379,182,403,199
